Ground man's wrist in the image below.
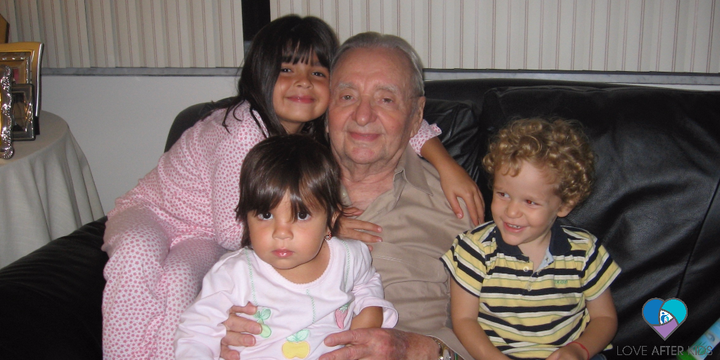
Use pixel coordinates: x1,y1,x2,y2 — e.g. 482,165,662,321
432,337,461,360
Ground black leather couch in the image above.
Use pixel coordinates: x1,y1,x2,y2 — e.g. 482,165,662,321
1,78,719,360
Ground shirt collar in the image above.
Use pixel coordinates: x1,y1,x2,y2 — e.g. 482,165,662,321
493,221,572,258
393,146,434,196
339,145,433,210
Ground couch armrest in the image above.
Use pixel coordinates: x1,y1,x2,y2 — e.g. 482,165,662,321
0,218,108,360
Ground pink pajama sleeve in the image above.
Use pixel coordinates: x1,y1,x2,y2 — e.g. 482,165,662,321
409,120,442,155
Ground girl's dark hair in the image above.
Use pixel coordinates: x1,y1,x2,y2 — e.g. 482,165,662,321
236,134,345,248
223,15,338,144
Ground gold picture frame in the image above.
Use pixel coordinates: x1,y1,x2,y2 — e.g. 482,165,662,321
0,42,43,140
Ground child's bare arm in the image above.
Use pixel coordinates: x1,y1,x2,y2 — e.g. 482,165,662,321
420,137,484,226
450,279,511,360
350,306,384,329
547,289,618,360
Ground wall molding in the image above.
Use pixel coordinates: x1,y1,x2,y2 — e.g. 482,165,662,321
43,66,720,86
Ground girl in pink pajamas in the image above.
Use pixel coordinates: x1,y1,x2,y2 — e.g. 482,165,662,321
102,14,481,360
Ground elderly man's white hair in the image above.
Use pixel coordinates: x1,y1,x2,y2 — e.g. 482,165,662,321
332,32,425,99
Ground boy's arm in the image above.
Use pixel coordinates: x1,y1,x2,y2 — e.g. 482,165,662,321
450,279,512,360
420,137,484,226
350,306,384,329
547,289,618,360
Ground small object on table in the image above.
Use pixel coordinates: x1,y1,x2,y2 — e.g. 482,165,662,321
0,64,13,159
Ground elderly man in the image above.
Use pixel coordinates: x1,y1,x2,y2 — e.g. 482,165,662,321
222,32,476,360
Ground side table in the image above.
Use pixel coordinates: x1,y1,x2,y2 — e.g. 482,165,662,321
0,111,104,268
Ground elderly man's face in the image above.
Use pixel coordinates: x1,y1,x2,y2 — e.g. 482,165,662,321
328,47,425,170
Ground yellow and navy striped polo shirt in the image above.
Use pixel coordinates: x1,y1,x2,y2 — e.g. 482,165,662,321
441,221,621,360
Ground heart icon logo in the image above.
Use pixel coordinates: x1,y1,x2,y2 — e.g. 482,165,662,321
642,298,687,340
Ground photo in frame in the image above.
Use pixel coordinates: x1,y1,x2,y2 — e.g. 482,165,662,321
10,83,34,140
0,41,43,140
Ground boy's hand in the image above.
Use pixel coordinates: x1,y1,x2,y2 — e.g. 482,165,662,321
545,343,588,360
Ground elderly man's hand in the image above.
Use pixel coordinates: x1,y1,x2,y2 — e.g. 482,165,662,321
219,303,262,360
319,328,439,360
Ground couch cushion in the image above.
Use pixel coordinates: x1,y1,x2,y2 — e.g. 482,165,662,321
0,218,108,359
478,85,720,354
424,98,487,185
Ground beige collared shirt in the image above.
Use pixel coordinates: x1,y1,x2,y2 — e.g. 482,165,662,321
342,145,474,359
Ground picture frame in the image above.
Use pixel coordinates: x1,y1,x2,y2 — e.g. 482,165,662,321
10,83,34,140
1,64,13,158
0,55,29,83
0,42,43,140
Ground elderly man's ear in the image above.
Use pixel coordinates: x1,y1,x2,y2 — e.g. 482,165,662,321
410,96,427,137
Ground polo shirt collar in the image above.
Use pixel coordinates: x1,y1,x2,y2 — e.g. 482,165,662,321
339,145,433,211
493,221,573,258
393,146,433,196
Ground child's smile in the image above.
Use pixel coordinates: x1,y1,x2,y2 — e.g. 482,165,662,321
273,54,330,134
491,161,573,252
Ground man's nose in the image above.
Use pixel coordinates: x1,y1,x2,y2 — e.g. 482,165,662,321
354,97,374,126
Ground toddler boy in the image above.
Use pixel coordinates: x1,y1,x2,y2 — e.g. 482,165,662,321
442,118,621,360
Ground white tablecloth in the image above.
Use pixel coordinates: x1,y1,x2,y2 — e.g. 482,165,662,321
0,111,104,268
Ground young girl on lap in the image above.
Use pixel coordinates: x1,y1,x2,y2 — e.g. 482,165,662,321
175,134,398,359
102,15,479,359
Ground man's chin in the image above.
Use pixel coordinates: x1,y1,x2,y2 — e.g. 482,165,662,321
345,152,381,165
336,143,376,160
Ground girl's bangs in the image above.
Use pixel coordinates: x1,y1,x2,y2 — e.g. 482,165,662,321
247,177,324,220
281,38,331,68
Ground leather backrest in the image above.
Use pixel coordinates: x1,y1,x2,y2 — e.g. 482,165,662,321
474,84,720,351
165,97,235,152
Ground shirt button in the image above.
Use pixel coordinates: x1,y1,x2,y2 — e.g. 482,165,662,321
523,266,530,272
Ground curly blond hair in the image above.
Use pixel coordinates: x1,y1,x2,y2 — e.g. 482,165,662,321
482,117,595,207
